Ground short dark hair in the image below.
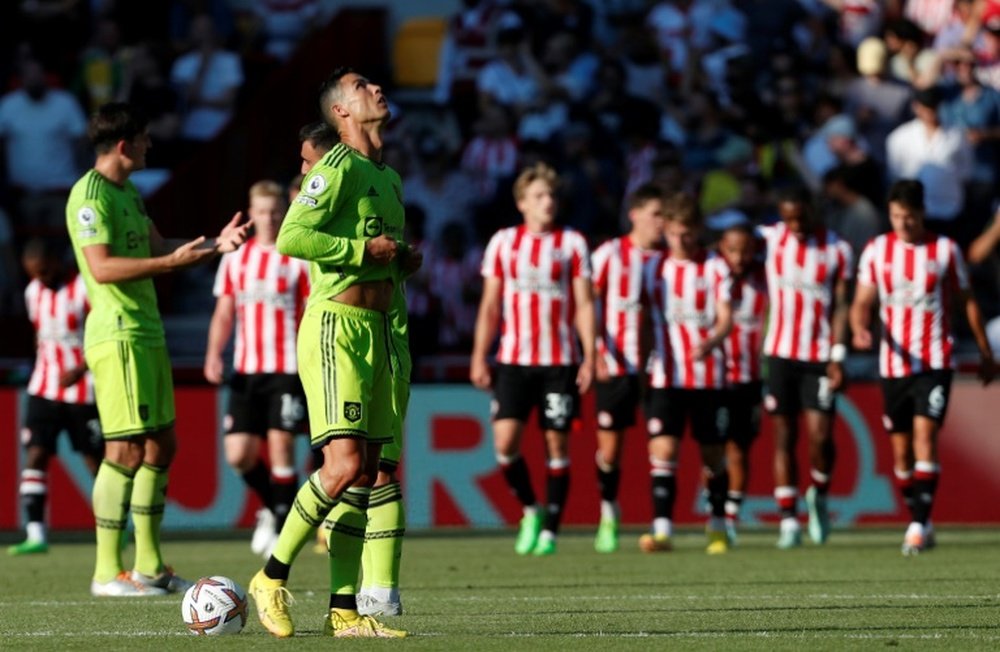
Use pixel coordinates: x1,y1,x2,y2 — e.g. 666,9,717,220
299,121,338,150
626,182,665,211
88,102,148,154
776,184,813,207
887,179,925,211
317,66,355,123
913,86,942,109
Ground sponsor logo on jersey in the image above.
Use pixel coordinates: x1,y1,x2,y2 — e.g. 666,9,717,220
364,217,383,237
305,174,327,195
294,195,318,208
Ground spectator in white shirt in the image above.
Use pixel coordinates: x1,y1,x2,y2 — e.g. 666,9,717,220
885,86,973,240
170,14,244,142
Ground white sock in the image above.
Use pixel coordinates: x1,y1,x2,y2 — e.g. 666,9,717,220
523,504,538,518
653,517,673,537
600,500,619,521
537,529,556,543
26,521,46,543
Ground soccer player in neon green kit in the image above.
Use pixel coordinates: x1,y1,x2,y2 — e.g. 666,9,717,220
66,102,249,596
248,68,418,638
299,120,411,615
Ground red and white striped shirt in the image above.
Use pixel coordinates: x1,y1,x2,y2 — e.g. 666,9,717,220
26,274,94,403
761,223,853,363
645,252,730,389
214,238,310,374
723,264,768,384
592,236,661,376
481,225,591,366
857,232,969,378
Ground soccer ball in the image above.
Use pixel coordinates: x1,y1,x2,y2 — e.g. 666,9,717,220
181,576,248,636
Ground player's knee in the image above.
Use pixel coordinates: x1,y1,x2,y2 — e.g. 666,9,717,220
23,446,51,469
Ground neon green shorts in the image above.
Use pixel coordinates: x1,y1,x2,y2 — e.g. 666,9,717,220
85,340,175,439
380,344,410,468
298,301,394,447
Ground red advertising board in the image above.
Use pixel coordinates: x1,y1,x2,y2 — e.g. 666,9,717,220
2,381,998,531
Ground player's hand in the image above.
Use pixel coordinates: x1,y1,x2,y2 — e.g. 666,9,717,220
365,235,398,266
170,236,216,268
826,361,845,392
470,355,492,390
852,329,873,351
595,355,610,382
576,358,594,395
979,354,996,386
58,366,86,388
204,355,224,385
400,246,423,275
215,212,250,253
693,341,713,361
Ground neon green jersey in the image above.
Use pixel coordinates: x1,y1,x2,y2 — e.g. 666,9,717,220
66,169,164,348
278,142,405,308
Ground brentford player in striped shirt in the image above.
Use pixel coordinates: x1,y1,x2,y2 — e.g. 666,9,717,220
471,163,596,556
9,239,103,556
205,180,310,557
640,192,733,555
851,180,996,555
717,223,768,545
590,183,665,553
761,186,853,550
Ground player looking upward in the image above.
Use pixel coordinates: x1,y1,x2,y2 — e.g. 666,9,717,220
248,68,416,639
67,102,249,596
851,179,996,555
471,162,596,557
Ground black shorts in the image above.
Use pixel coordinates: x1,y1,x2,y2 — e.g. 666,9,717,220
595,375,640,430
722,381,763,445
644,388,727,445
880,369,953,433
764,357,837,416
225,373,308,435
23,395,103,457
492,364,579,431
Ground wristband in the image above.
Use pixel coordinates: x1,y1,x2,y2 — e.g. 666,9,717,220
830,343,847,363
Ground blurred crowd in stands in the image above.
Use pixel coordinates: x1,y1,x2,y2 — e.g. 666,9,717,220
2,0,1000,368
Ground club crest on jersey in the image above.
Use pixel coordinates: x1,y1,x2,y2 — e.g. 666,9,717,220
364,217,383,238
305,174,327,195
344,402,362,423
77,206,96,226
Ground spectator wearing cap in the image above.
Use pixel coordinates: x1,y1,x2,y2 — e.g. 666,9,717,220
886,86,973,242
937,50,1000,237
844,36,912,163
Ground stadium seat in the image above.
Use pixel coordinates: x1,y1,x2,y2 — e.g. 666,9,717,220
392,17,447,87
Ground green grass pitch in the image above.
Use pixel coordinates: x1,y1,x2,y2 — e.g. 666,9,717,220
4,528,1000,650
